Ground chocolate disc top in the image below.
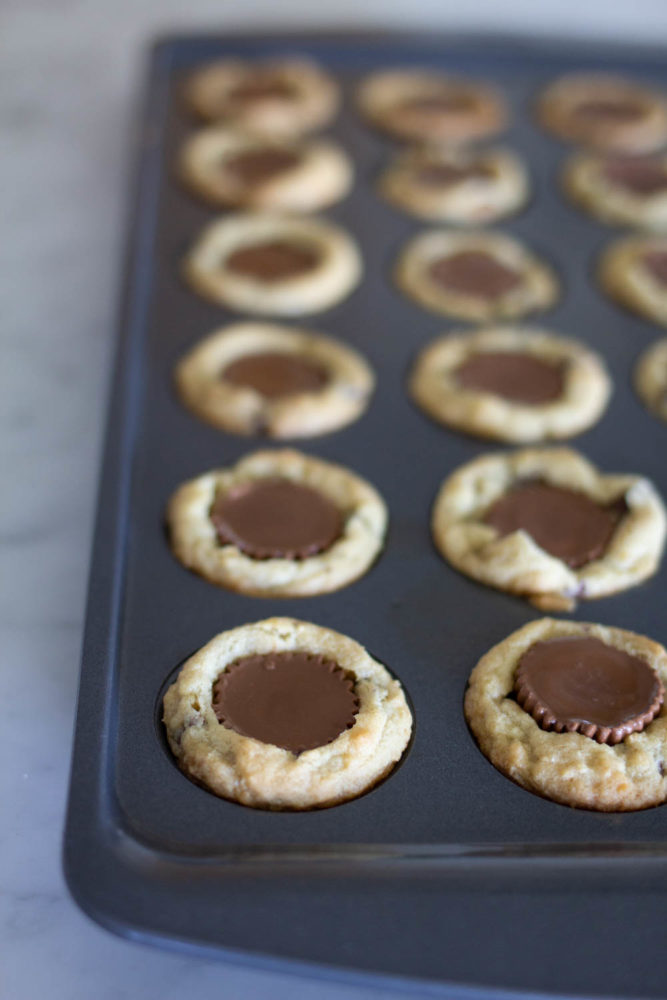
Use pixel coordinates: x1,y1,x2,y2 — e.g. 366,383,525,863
226,240,321,282
429,250,523,300
602,157,667,196
222,351,329,399
514,636,664,744
212,651,360,754
571,98,646,124
454,351,565,405
227,75,298,104
224,148,303,186
210,477,343,559
415,162,494,188
400,93,476,116
483,480,626,568
641,249,667,286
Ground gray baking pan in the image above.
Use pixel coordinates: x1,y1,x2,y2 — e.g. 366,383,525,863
64,31,667,998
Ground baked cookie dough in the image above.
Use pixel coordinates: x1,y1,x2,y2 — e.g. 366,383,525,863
378,145,529,224
409,326,611,443
537,73,667,153
465,617,667,811
167,449,387,597
163,618,413,810
184,214,362,316
179,128,353,212
431,447,666,611
564,152,667,231
634,337,667,421
174,321,375,438
357,69,507,144
599,234,667,326
395,230,559,322
184,57,339,133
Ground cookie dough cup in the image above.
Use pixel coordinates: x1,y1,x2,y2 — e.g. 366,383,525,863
465,618,667,811
634,337,667,421
175,321,375,438
599,235,667,326
179,128,353,212
379,146,529,224
409,327,611,443
184,57,339,133
167,449,387,597
537,73,667,153
396,230,559,322
163,618,413,810
357,69,507,144
564,152,667,231
184,214,362,316
432,447,666,611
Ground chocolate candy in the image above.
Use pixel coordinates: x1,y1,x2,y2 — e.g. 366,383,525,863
429,250,522,300
226,240,320,281
514,635,664,744
455,351,565,405
227,76,297,104
603,157,667,196
484,480,625,568
211,477,343,559
642,249,667,286
224,148,302,186
572,98,645,124
415,162,494,187
212,651,359,753
222,351,329,399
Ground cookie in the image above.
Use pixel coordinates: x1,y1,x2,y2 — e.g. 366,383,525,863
174,321,375,438
634,337,667,421
395,230,559,322
599,234,667,326
178,128,353,212
167,449,387,597
564,152,667,231
184,214,362,316
431,446,666,611
184,57,339,133
379,145,529,224
163,617,413,810
357,69,507,144
465,617,667,811
409,326,611,443
537,73,667,153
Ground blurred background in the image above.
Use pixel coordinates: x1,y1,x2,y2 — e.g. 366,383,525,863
4,2,667,999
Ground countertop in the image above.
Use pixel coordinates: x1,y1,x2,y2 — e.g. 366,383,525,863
5,2,667,998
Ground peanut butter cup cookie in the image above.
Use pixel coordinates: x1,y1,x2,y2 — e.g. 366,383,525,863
379,146,528,224
163,618,413,810
357,69,507,144
179,129,353,212
564,152,667,230
167,449,387,597
599,235,667,326
465,617,667,811
396,230,559,322
537,73,667,153
432,447,666,611
175,321,374,438
409,327,611,442
184,214,362,316
634,337,667,421
184,57,339,133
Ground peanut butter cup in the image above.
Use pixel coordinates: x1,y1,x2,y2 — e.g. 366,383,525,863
454,351,565,405
226,240,320,282
483,481,625,568
515,636,664,744
224,147,303,186
602,157,667,196
429,250,522,300
210,477,343,559
212,651,359,754
222,351,329,399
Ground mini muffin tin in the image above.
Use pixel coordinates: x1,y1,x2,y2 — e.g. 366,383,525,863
65,32,667,997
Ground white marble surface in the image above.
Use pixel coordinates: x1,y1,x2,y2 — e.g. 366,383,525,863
4,2,667,998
